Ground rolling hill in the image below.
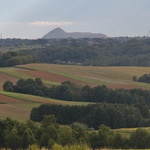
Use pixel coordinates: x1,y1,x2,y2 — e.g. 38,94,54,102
0,63,150,121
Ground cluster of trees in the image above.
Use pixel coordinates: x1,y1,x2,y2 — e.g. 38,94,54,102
1,116,150,149
30,103,150,129
3,78,46,96
20,37,150,66
133,74,150,83
0,38,48,46
3,78,150,107
0,51,37,67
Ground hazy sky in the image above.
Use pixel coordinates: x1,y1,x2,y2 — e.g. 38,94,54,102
0,0,150,39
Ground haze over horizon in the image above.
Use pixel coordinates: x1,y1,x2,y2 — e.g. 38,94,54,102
0,0,150,39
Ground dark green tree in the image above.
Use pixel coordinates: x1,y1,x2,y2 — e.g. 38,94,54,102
130,128,150,149
98,124,115,148
21,128,35,149
3,81,14,92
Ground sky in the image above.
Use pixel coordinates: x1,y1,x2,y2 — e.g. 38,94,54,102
0,0,150,39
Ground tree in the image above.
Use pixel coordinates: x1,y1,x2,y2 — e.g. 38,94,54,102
113,133,129,149
132,76,137,81
71,122,88,142
98,124,115,148
4,128,21,150
41,115,57,128
57,125,73,146
21,128,35,149
130,128,150,148
3,81,14,92
135,102,149,118
39,132,50,148
35,78,43,86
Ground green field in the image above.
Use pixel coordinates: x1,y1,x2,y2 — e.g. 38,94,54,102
113,127,150,138
0,91,91,122
0,63,150,89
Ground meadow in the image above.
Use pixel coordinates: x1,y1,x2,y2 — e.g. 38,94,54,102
0,63,150,88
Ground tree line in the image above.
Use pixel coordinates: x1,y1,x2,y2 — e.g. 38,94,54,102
3,78,150,110
133,73,150,83
1,116,150,149
1,37,150,67
30,103,147,129
20,37,150,66
0,51,37,67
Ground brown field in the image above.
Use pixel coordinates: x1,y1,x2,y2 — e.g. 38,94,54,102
0,73,18,90
0,103,41,121
15,63,150,89
19,69,86,85
0,94,24,103
0,90,91,121
0,63,149,89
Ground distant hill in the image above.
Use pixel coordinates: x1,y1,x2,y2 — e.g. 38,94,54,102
42,27,107,39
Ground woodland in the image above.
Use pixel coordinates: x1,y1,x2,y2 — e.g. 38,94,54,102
0,37,150,67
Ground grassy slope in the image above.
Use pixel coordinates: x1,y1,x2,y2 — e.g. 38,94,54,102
0,91,91,122
113,127,150,138
16,63,150,88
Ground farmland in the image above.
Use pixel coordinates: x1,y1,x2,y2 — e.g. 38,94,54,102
0,63,150,89
0,63,149,121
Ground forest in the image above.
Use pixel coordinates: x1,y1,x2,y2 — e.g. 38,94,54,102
0,37,150,66
20,37,150,66
0,51,37,67
30,103,146,129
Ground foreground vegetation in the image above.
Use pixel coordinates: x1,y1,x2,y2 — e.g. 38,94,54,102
1,115,150,149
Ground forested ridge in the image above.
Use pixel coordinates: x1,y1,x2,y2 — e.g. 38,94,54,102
1,37,150,66
20,37,150,66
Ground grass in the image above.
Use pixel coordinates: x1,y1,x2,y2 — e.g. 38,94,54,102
0,90,92,121
0,63,150,89
0,68,35,79
0,91,41,103
16,63,150,88
0,91,91,105
113,127,150,138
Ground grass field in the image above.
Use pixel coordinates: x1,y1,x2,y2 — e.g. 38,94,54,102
15,63,150,89
0,91,91,121
113,127,150,138
0,63,149,122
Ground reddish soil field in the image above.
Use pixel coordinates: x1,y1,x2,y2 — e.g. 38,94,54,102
0,73,18,90
19,69,86,85
0,95,24,103
0,104,30,121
